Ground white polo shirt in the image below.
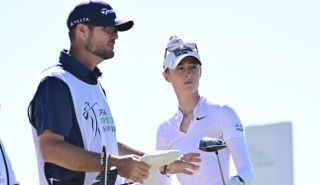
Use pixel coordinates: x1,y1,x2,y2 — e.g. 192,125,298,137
156,96,251,185
0,139,18,185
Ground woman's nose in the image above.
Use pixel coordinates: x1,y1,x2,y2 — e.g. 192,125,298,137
186,71,192,78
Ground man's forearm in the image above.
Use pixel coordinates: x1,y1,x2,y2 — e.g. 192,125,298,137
39,130,101,172
46,141,101,172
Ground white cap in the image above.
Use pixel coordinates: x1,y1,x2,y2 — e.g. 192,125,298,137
163,36,201,71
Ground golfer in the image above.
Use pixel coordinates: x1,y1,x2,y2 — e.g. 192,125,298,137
156,36,254,185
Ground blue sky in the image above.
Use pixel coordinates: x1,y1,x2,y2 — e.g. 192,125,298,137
0,0,319,184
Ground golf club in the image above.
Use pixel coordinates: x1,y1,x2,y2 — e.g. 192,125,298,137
199,137,227,185
91,145,120,185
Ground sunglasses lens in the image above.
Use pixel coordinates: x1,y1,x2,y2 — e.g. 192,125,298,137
164,43,198,59
103,27,117,34
167,43,196,52
183,43,196,50
167,44,180,52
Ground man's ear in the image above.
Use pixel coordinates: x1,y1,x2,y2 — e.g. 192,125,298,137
75,23,89,39
162,71,170,82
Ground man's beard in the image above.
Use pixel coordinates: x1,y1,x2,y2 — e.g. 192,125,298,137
85,33,114,60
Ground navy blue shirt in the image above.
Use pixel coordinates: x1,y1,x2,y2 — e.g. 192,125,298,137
28,50,103,184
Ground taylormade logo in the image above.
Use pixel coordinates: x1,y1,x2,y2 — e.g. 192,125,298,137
101,8,115,15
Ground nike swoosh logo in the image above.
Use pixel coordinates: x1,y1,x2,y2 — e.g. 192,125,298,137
196,116,207,120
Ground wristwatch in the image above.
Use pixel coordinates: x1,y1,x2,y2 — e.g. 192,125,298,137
160,164,172,177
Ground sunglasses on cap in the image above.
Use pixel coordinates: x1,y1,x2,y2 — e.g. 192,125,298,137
164,42,198,59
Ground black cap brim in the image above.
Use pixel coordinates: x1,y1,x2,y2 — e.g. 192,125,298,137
115,19,134,31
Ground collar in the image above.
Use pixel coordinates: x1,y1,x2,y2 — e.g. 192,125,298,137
172,96,207,127
58,50,102,84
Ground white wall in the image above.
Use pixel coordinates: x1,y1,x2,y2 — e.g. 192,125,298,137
246,122,294,185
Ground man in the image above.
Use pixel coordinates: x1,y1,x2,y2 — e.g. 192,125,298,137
28,2,150,185
0,139,19,185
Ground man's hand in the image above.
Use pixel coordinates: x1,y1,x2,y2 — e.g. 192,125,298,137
110,154,150,184
167,152,201,175
226,176,245,185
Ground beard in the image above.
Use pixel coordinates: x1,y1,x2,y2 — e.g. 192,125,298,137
85,31,115,60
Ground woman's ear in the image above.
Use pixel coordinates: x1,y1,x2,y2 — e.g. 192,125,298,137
162,71,170,82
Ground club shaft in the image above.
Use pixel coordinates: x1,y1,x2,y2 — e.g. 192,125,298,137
215,152,226,185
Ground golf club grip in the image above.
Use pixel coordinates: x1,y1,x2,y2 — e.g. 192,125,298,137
107,168,118,185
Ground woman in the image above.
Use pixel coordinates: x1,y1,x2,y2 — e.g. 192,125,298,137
156,36,254,185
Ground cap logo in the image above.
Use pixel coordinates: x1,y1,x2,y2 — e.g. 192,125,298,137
69,17,90,27
173,48,192,57
101,8,115,15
